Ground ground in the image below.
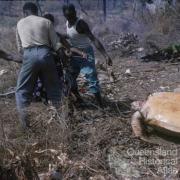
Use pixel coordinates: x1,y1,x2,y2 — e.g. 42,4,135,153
0,47,180,179
0,1,180,179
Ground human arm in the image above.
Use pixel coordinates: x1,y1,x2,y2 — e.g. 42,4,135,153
70,47,87,59
62,47,87,59
76,20,112,65
57,33,87,59
57,33,71,50
16,28,23,54
48,22,62,52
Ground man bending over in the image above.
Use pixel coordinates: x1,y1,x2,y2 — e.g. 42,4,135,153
62,4,112,107
16,3,62,129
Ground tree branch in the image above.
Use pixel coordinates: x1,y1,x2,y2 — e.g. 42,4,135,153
76,0,89,16
0,49,22,64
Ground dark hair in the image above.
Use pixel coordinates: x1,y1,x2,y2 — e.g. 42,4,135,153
62,3,76,14
23,2,38,14
44,13,54,23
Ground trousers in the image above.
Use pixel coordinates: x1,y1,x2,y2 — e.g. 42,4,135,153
16,46,62,128
69,46,100,94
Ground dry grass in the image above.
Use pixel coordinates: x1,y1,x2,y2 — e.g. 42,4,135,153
0,97,126,179
1,2,180,179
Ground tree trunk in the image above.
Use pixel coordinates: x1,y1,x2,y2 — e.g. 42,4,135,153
103,0,107,21
113,0,117,8
97,0,100,9
76,0,88,15
64,0,69,5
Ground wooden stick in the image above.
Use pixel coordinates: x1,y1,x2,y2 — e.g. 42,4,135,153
0,91,15,97
0,49,22,64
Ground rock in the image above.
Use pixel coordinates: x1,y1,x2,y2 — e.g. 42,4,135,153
0,69,8,76
125,69,131,75
137,47,144,52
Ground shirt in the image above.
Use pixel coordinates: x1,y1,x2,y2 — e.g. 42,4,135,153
16,15,61,52
66,19,90,49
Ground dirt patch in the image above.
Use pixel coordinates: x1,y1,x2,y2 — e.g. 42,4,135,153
0,52,180,179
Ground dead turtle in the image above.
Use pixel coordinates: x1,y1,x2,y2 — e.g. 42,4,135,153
131,92,180,143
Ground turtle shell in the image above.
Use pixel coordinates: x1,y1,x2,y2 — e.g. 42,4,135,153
141,92,180,134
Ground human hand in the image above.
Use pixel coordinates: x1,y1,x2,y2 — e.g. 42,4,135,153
81,52,87,59
65,49,72,57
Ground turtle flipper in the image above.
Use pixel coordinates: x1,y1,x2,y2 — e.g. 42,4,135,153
131,111,147,138
131,111,156,143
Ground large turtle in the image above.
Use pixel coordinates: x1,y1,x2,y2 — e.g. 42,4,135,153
131,92,180,143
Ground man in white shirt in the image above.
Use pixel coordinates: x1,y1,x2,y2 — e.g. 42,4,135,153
63,4,112,107
16,2,62,129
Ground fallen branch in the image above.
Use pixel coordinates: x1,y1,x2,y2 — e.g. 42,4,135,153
0,49,22,64
0,91,15,97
